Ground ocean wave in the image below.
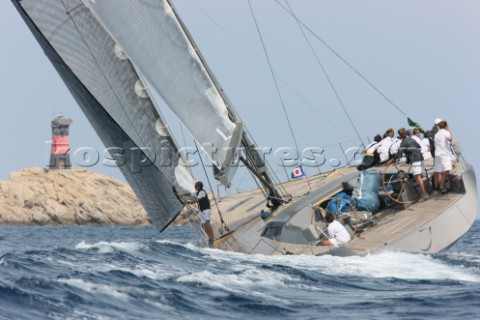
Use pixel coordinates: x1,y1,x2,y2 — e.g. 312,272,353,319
0,223,478,320
201,249,480,283
58,278,130,301
177,269,292,303
75,240,146,254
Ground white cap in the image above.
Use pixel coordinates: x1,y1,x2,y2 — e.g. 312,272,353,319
434,118,442,125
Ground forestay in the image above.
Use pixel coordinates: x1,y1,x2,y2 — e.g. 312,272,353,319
13,0,195,230
83,0,243,186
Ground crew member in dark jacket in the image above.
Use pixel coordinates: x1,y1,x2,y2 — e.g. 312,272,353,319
181,181,215,246
387,128,430,202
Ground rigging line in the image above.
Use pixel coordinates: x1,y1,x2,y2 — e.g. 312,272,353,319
183,0,350,140
248,0,301,157
63,1,146,150
235,166,249,186
274,0,407,118
66,0,188,183
186,206,209,246
193,140,229,230
179,121,188,150
249,168,267,198
241,129,286,194
179,121,196,183
137,72,193,161
266,159,288,194
284,0,364,146
241,135,288,196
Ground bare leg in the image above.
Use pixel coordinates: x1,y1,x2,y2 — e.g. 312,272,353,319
438,172,444,190
415,174,427,195
434,172,440,189
438,171,445,190
202,220,215,241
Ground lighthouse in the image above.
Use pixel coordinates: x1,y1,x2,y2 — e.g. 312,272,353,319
49,113,72,170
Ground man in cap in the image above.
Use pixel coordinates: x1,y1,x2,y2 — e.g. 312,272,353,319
431,118,442,137
434,121,454,194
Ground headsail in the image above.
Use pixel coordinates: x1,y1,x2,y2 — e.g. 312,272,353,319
12,0,196,230
83,0,243,187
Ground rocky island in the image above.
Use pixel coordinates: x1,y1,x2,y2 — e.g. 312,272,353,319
0,167,152,226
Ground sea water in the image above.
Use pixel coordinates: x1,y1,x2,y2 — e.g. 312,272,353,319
0,221,479,320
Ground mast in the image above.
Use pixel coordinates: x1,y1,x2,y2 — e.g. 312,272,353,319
83,0,244,188
84,0,281,198
165,0,280,197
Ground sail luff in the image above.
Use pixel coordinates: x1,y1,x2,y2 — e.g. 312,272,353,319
83,0,243,186
163,0,240,121
163,0,278,193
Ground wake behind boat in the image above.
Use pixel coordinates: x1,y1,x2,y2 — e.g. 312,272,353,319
12,0,477,256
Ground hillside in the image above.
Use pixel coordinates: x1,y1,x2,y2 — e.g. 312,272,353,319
0,167,152,226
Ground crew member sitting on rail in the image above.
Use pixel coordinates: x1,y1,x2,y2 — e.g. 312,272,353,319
358,134,382,170
377,128,396,163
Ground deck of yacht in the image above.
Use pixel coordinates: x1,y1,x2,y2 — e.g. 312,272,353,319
206,159,476,255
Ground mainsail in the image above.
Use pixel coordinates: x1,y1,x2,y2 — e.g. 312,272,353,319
83,0,244,187
12,0,196,230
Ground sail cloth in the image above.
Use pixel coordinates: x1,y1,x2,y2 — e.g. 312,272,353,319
12,0,196,230
83,0,243,186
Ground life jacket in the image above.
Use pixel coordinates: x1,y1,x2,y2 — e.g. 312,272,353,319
197,189,211,211
428,137,436,157
429,126,438,157
358,142,380,170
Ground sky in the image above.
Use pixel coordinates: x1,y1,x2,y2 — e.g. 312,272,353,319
1,0,479,217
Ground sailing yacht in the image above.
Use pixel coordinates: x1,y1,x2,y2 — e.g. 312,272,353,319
12,0,477,256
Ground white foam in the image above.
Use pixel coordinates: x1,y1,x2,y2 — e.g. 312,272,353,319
177,268,294,303
308,252,479,282
51,309,111,320
58,278,129,301
75,240,145,254
203,250,480,283
117,264,176,280
56,249,175,281
155,239,185,246
155,239,197,251
448,251,480,264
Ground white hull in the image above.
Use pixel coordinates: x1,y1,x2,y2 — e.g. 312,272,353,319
378,163,477,254
208,162,477,256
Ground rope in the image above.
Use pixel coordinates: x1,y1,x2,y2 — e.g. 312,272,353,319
193,140,229,232
183,0,350,140
274,0,408,118
283,0,364,146
247,0,301,158
183,205,208,247
179,122,196,183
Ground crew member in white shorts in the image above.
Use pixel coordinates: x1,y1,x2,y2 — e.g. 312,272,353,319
387,128,429,202
434,120,454,194
181,181,215,246
321,212,351,246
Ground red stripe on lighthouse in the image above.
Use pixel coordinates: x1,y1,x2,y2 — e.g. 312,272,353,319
51,136,70,154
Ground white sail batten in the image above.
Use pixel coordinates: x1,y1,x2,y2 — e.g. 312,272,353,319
84,0,243,186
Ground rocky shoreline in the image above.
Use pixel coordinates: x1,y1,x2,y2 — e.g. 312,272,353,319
0,167,152,226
